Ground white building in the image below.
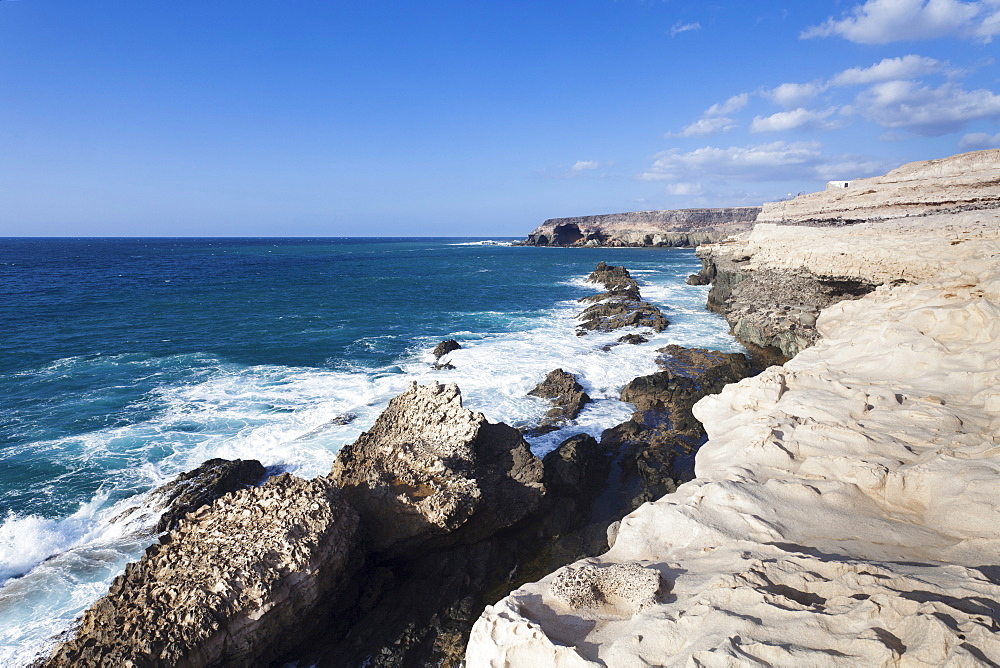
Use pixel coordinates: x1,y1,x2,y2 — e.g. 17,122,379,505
826,180,852,190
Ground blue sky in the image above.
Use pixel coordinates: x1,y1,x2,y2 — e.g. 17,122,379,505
1,0,998,236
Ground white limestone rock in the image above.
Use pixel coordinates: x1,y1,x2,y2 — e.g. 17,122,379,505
468,152,1000,667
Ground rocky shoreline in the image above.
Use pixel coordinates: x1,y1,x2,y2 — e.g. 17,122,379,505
468,149,1000,666
41,149,1000,667
40,260,751,667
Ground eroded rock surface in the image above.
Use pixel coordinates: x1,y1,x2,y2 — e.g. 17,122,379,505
330,381,544,555
695,149,1000,363
605,345,751,509
758,148,1000,225
46,474,360,668
467,151,1000,668
149,457,266,533
527,369,592,433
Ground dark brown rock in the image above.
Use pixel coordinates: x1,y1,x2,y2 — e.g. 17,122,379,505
576,263,669,334
605,345,752,509
528,369,591,429
432,339,462,359
149,458,266,533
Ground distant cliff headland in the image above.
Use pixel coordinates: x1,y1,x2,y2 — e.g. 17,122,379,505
522,207,761,247
524,148,1000,250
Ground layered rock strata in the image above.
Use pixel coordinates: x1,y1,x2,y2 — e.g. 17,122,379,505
759,148,1000,225
524,207,760,247
577,262,668,334
696,150,1000,364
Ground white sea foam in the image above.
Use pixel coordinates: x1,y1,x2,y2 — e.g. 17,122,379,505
0,260,741,664
447,240,516,246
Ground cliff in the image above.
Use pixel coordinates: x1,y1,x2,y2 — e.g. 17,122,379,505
467,149,1000,666
523,207,760,247
696,149,1000,365
759,149,1000,225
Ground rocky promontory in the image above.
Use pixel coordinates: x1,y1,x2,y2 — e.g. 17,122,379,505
524,207,760,247
467,149,1000,666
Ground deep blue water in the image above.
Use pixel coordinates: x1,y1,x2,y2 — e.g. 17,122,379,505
0,237,739,663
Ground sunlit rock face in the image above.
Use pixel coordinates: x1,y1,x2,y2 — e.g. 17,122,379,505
45,474,361,668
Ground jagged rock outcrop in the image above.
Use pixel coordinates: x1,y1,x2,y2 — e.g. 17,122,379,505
467,151,1000,667
526,369,591,433
46,474,361,668
524,207,760,247
577,262,668,334
149,458,266,533
330,381,545,556
469,264,1000,667
603,345,751,509
432,339,462,370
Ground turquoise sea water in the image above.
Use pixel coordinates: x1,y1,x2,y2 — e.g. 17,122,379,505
0,237,740,663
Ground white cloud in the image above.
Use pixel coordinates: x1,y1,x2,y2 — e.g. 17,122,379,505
706,93,749,116
668,94,749,137
570,160,600,172
674,116,737,137
639,142,893,188
765,82,826,107
848,80,1000,134
640,141,826,182
959,131,1000,148
664,93,750,137
665,182,703,196
802,0,1000,44
751,108,841,132
830,54,949,86
670,21,701,37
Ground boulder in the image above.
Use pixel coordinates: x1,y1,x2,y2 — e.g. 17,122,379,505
432,339,462,359
527,368,591,429
608,345,752,508
148,457,266,533
330,382,545,555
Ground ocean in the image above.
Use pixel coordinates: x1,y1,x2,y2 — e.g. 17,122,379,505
0,237,740,663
